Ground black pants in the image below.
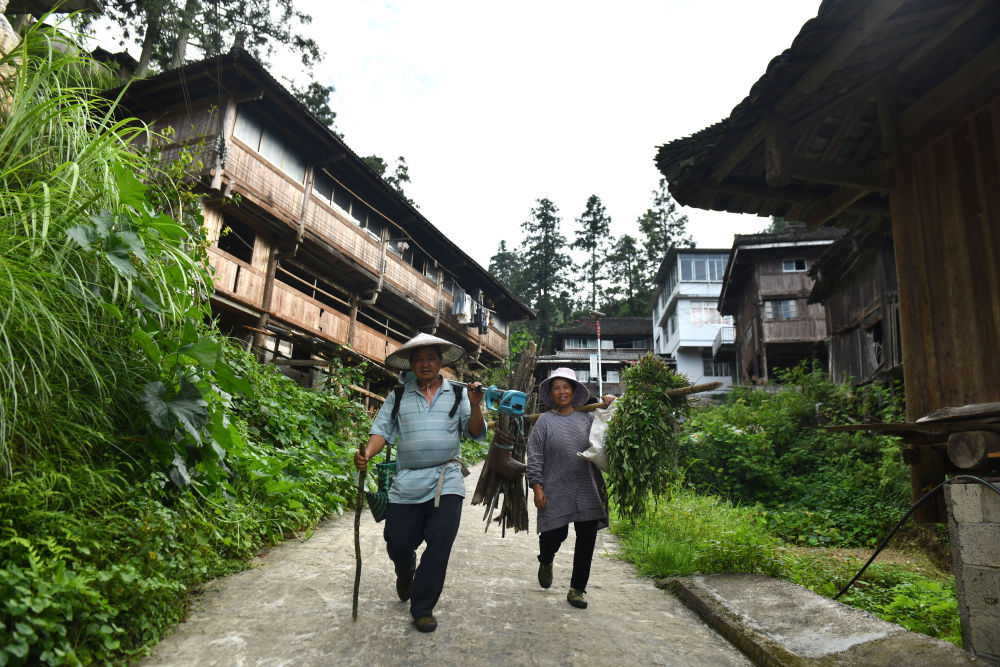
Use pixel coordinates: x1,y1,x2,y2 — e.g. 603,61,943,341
383,495,462,619
537,519,600,592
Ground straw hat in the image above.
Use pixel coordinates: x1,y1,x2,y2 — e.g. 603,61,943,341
538,367,590,408
385,332,465,371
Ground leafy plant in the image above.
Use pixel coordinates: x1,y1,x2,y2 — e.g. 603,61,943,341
604,353,690,523
679,363,909,546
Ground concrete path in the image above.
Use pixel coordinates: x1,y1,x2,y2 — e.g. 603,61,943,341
143,462,749,666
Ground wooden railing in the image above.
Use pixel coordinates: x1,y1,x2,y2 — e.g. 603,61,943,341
208,248,264,307
763,318,826,342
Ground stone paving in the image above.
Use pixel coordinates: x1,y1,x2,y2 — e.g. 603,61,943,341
142,462,749,666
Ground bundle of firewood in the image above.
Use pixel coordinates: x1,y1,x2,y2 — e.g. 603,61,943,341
470,343,537,535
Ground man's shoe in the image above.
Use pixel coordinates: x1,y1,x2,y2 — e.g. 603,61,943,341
567,588,588,609
414,615,437,633
396,575,413,601
537,561,553,589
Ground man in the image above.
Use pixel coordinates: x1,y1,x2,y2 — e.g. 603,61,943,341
354,333,486,633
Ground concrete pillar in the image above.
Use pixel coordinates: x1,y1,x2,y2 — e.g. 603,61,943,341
945,481,1000,663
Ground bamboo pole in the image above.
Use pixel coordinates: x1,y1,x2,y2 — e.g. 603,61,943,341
352,441,365,621
486,381,722,429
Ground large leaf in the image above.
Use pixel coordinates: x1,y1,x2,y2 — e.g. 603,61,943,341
114,164,147,209
141,381,172,430
169,453,191,487
105,234,137,277
171,379,209,441
213,359,251,396
183,336,221,369
132,329,162,365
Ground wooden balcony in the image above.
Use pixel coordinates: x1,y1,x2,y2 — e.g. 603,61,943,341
212,139,510,364
762,317,827,343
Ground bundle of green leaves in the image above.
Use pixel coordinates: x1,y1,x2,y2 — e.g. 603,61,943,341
604,353,690,523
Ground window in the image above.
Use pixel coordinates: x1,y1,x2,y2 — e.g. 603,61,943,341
782,258,807,272
565,336,597,349
668,311,677,335
702,349,732,377
234,108,307,182
680,254,727,282
605,370,620,383
217,215,255,264
574,369,589,382
615,337,648,349
690,300,730,325
764,299,799,320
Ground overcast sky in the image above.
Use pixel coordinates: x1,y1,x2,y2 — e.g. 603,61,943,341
281,1,822,269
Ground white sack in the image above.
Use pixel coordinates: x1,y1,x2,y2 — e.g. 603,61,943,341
578,402,615,471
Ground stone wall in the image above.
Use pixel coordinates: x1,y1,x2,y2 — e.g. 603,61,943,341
945,481,1000,664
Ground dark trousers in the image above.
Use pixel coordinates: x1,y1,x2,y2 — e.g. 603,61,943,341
383,495,462,618
538,519,600,592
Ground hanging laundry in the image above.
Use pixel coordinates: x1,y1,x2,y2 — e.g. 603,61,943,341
452,288,466,316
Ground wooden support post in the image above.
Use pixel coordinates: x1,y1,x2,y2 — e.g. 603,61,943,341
347,292,360,347
253,243,279,361
210,93,237,192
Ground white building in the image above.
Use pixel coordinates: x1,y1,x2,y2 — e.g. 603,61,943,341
651,248,735,390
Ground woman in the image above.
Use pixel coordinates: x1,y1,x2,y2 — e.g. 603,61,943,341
526,367,613,609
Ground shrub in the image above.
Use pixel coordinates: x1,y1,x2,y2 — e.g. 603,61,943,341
679,364,909,546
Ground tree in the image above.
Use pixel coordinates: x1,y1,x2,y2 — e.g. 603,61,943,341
517,198,572,353
289,80,339,134
362,155,414,205
570,194,613,311
488,240,523,295
638,178,694,278
77,1,322,78
602,234,646,316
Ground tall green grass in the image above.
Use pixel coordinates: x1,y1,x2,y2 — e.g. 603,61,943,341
0,19,209,474
614,487,782,578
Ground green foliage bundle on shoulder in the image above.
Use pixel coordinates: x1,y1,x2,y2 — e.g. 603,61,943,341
605,353,690,522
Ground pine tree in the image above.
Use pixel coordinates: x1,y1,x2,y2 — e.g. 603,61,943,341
488,240,523,294
517,198,571,353
603,234,646,316
571,194,613,311
638,178,694,279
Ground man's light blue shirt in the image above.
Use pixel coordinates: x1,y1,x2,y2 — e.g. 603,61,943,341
370,378,487,504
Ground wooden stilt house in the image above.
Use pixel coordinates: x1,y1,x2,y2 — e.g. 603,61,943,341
112,48,532,392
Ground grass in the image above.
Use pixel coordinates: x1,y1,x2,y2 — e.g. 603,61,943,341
612,487,962,647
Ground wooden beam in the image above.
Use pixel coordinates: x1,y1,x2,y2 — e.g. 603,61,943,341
901,37,1000,149
895,0,994,75
787,157,892,192
764,115,793,186
805,187,872,227
705,181,890,216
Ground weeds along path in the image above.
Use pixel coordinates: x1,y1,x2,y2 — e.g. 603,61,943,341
142,462,749,666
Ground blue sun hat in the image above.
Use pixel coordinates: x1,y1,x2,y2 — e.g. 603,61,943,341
538,367,590,408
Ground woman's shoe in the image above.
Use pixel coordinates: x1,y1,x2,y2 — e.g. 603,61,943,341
537,561,553,589
414,615,437,633
567,588,588,609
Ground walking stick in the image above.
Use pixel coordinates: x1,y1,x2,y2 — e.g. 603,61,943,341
352,441,365,621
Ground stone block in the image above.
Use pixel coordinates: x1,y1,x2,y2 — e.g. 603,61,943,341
946,484,984,524
983,484,1000,523
956,525,1000,567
